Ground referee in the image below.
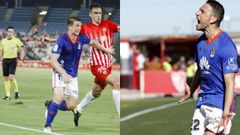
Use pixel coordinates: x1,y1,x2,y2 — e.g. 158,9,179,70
0,26,25,100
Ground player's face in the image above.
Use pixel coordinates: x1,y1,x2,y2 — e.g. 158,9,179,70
195,4,214,31
7,28,15,38
90,8,102,24
69,21,81,36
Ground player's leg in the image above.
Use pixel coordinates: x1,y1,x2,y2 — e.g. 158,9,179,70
191,108,205,135
44,87,64,132
44,71,65,132
8,58,19,99
76,66,106,113
2,59,11,100
63,77,81,127
77,83,102,113
105,73,120,116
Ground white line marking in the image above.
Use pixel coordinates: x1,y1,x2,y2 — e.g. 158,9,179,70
0,122,63,135
120,100,192,122
0,99,46,102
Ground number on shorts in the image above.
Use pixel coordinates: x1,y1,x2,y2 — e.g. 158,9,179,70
191,119,200,131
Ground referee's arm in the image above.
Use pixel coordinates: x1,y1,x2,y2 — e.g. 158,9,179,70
18,47,25,60
0,41,3,61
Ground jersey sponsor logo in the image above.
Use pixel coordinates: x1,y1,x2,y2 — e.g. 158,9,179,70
200,56,210,74
102,27,107,33
210,48,215,57
226,57,238,70
53,44,59,52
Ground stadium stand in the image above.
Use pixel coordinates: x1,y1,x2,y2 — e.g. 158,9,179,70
0,6,7,21
109,9,120,24
78,8,91,24
0,4,120,61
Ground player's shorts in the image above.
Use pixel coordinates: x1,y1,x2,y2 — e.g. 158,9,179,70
91,65,112,89
191,105,224,135
52,71,78,98
2,58,17,76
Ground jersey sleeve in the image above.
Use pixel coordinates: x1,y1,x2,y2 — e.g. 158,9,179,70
107,20,118,32
17,38,23,48
52,37,63,54
0,41,3,50
221,41,239,74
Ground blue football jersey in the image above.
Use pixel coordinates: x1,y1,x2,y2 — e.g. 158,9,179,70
52,33,90,77
194,31,239,110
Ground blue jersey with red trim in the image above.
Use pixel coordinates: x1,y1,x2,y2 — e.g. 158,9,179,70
52,33,90,77
194,31,239,110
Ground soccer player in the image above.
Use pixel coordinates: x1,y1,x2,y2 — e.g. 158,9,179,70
43,16,114,133
0,26,24,100
74,3,120,126
178,0,238,135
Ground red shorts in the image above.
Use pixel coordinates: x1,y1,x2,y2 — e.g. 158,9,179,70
91,65,112,89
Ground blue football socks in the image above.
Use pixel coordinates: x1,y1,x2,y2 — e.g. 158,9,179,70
45,101,59,127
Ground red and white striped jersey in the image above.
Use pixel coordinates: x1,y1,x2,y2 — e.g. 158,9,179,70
80,20,118,68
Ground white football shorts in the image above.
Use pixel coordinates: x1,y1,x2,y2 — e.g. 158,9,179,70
52,71,79,98
191,105,223,135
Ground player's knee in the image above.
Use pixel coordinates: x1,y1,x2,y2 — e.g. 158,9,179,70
112,80,119,89
93,92,101,98
92,90,102,98
54,95,64,104
67,104,75,110
4,77,9,81
8,76,15,81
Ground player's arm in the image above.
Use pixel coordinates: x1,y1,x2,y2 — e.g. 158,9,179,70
43,37,57,43
178,68,200,103
117,25,120,32
51,53,71,83
17,39,25,60
0,44,2,61
19,47,25,60
90,40,115,55
223,73,235,116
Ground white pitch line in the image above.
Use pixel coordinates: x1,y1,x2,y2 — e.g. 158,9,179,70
0,122,63,135
120,99,193,122
0,99,46,102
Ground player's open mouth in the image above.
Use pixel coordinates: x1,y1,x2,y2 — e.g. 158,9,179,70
196,18,200,24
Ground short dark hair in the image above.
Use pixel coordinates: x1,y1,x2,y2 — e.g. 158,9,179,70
206,0,224,27
67,16,82,26
90,3,102,11
7,26,14,31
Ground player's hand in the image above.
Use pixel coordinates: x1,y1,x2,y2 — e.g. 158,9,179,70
178,83,191,104
62,73,72,83
216,113,232,133
105,46,115,55
18,59,24,65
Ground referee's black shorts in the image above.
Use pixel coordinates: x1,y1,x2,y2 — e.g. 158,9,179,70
2,58,17,76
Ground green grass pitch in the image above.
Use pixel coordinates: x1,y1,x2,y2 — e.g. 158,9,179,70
0,67,119,135
121,97,240,135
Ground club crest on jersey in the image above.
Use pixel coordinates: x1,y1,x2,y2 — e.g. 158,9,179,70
102,27,107,33
210,48,215,57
